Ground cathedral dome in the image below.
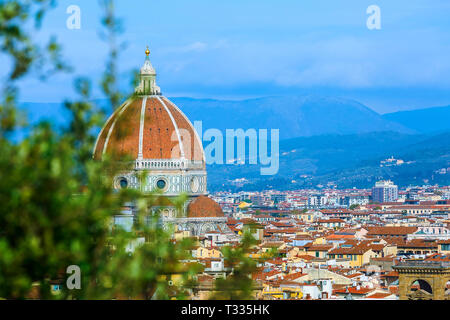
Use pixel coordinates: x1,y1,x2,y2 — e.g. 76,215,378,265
187,195,224,218
93,47,205,166
93,47,207,196
93,95,204,164
96,46,228,236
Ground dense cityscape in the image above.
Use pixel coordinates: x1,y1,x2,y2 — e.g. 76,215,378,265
170,180,449,300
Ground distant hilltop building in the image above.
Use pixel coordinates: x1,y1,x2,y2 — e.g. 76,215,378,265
380,156,404,167
372,180,399,203
380,156,414,168
230,178,249,187
435,167,450,175
93,47,228,236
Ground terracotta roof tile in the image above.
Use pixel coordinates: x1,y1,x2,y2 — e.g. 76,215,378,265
94,96,204,162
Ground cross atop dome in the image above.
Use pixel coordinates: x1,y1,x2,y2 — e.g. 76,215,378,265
135,46,161,95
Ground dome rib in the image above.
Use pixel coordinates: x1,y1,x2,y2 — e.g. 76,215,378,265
156,96,185,159
93,99,132,160
142,97,179,159
137,96,148,159
107,99,141,159
163,97,205,162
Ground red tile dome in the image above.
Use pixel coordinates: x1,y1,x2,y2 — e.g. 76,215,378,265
187,196,224,218
93,96,205,164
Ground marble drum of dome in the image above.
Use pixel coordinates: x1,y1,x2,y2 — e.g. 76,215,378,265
93,48,207,197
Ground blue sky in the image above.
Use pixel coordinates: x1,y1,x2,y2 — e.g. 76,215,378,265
3,0,450,113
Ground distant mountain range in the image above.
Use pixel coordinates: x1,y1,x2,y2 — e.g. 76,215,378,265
17,96,450,190
382,105,450,134
172,96,414,139
19,96,450,137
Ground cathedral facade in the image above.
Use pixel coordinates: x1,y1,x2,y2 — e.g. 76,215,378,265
93,47,228,236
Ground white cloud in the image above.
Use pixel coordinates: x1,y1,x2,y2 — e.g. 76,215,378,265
156,28,450,90
162,41,208,54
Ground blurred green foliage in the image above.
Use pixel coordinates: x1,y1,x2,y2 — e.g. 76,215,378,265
0,0,262,300
211,227,261,300
0,0,201,300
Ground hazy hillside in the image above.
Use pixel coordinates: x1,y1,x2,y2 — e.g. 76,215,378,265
383,105,450,134
172,96,413,139
207,131,450,191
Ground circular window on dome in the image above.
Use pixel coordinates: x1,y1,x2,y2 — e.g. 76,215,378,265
119,178,128,189
115,177,128,190
156,178,167,191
